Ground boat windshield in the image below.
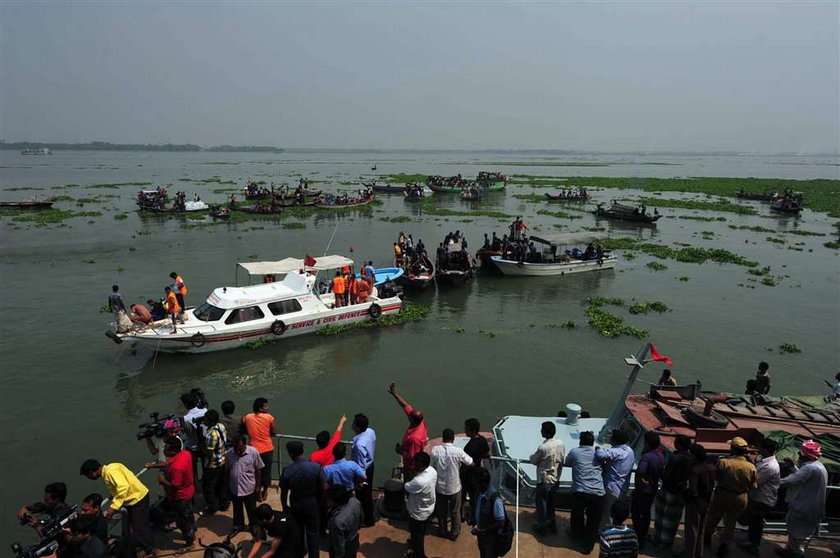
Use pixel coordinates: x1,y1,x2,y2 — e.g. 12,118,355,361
193,302,226,322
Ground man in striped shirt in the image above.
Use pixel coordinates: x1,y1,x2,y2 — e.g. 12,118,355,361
599,499,639,558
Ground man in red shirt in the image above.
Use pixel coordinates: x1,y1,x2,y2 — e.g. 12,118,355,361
388,382,428,482
158,436,196,551
310,414,348,468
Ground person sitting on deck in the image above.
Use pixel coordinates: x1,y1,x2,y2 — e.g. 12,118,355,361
657,369,677,387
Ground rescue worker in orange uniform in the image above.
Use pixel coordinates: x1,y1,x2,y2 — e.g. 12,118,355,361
331,271,346,308
164,286,181,333
355,277,371,304
169,272,188,318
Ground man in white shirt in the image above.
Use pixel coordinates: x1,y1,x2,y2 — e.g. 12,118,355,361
529,421,565,536
404,451,437,558
430,428,474,540
739,438,781,554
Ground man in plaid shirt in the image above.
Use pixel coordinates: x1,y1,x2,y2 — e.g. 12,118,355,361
201,410,229,515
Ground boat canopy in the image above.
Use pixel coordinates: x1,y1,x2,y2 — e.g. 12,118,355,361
208,274,310,310
237,255,355,276
530,232,608,247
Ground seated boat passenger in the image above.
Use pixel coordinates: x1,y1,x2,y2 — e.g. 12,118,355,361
147,299,166,321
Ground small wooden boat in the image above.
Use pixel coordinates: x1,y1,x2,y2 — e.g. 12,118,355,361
436,241,475,285
397,256,436,290
490,232,616,276
475,172,507,190
210,207,231,220
0,200,54,209
594,202,661,224
545,192,590,202
770,199,803,214
313,194,375,209
369,183,405,194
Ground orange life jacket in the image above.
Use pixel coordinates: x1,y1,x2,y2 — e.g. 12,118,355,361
332,277,346,294
165,291,181,313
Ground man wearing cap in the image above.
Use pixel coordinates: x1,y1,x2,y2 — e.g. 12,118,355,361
738,438,781,555
704,437,757,557
776,440,828,558
388,381,428,483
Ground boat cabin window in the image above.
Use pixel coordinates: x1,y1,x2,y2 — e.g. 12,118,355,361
225,306,265,325
268,299,303,316
193,303,225,322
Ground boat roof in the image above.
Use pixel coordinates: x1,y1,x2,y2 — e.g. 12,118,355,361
207,272,310,309
237,255,354,276
530,232,608,246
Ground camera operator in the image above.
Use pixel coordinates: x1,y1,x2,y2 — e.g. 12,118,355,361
58,517,109,558
180,389,208,482
16,482,71,537
142,416,184,463
77,494,108,544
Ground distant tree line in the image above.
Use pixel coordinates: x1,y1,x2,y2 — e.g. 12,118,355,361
0,141,283,153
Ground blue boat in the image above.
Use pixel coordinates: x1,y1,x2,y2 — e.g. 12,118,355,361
355,266,405,286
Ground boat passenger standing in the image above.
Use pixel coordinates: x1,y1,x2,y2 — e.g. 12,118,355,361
108,285,131,333
388,381,429,483
280,441,323,558
79,459,154,556
680,444,716,558
331,271,346,308
363,261,376,286
651,434,693,549
350,413,377,527
738,438,780,555
431,428,474,540
631,432,665,552
703,437,757,557
242,397,277,502
657,369,677,387
404,452,437,558
529,421,565,536
565,431,606,553
595,429,635,531
169,272,187,317
777,440,828,558
354,277,371,304
472,467,506,558
164,286,180,334
749,362,771,396
226,434,263,533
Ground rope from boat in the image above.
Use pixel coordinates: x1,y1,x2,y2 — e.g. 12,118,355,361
323,222,340,257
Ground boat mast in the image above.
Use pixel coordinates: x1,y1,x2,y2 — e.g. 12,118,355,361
598,342,652,443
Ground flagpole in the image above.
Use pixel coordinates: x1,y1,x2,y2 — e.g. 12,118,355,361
598,341,652,443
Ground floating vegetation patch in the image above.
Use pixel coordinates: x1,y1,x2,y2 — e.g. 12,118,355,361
536,209,580,220
761,276,779,287
50,195,74,202
778,343,801,354
212,188,241,194
646,261,668,271
282,222,306,229
825,241,840,249
747,266,771,277
471,161,610,167
379,216,413,223
636,196,756,215
180,176,236,185
245,338,269,349
585,300,647,339
3,186,45,191
114,213,129,220
677,276,690,281
6,209,102,227
628,301,670,314
728,224,775,233
679,215,727,222
380,173,425,183
316,304,430,335
512,194,547,203
765,236,786,244
545,320,578,329
602,238,758,267
699,231,715,239
52,184,80,190
85,181,152,189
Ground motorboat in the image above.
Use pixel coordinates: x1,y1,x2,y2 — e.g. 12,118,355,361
106,255,402,353
0,200,54,209
489,232,616,276
20,147,51,155
355,266,405,286
491,342,840,509
397,255,436,290
594,201,661,224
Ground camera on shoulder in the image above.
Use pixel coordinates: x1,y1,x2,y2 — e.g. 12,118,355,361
136,412,184,440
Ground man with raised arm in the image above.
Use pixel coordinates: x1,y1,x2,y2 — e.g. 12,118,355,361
388,381,428,483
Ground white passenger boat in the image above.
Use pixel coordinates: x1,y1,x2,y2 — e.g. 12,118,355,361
489,232,616,276
108,255,402,353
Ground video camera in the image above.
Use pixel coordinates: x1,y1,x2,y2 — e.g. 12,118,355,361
11,505,78,558
136,412,184,440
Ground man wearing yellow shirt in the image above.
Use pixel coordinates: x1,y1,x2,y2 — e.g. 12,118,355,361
81,459,154,556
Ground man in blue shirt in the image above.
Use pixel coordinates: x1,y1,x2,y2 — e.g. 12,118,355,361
324,443,367,491
363,261,377,285
350,413,376,526
565,431,606,553
471,467,505,558
595,429,635,531
280,441,322,558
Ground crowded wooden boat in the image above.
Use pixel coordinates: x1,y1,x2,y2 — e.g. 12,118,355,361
594,200,661,224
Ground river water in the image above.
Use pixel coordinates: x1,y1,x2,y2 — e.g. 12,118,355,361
1,150,838,544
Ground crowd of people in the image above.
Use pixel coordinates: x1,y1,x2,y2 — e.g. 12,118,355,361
314,186,373,207
136,188,168,210
403,183,424,198
244,182,272,200
107,272,188,334
425,174,466,189
475,171,506,185
15,375,836,558
393,232,428,270
548,187,590,200
327,262,377,307
435,231,473,272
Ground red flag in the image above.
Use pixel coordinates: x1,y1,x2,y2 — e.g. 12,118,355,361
303,254,316,267
649,343,673,366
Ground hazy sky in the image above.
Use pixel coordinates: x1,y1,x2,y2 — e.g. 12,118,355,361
1,1,838,152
